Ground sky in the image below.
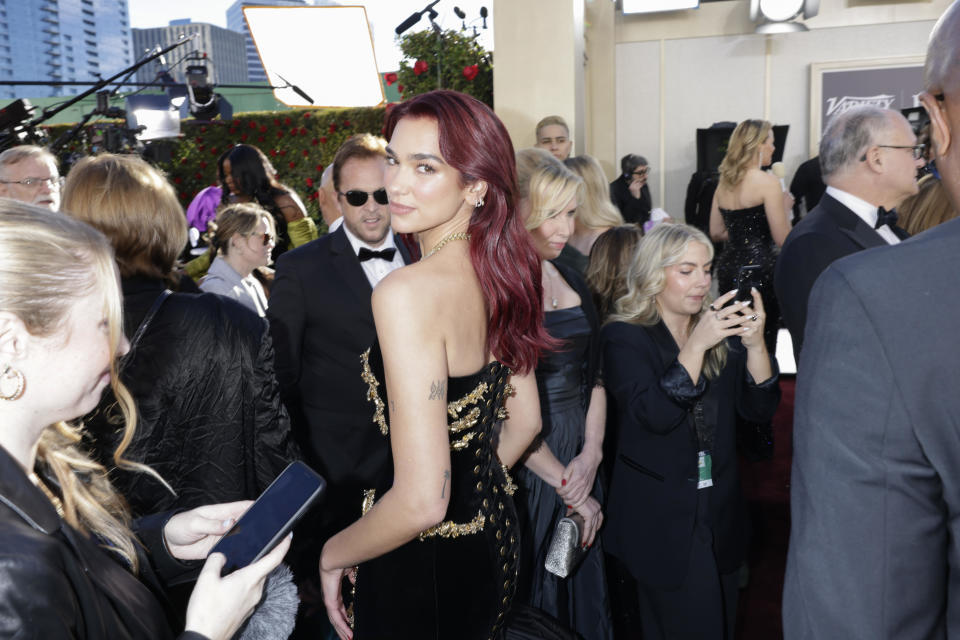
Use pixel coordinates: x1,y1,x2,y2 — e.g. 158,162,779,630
127,0,495,72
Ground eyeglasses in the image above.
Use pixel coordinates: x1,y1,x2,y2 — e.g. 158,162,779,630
0,176,64,188
860,144,926,161
632,168,650,177
338,188,388,207
248,232,274,246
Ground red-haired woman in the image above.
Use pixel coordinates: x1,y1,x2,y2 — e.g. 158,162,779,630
319,90,552,640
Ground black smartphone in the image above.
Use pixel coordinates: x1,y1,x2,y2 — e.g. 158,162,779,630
210,461,325,575
735,265,762,304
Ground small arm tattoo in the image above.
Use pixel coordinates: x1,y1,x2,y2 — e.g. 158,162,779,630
429,379,446,401
390,399,397,414
441,470,450,498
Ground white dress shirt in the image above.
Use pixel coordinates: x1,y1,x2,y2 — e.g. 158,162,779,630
341,224,405,288
825,186,901,245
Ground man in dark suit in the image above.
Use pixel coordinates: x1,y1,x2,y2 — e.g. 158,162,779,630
774,105,923,358
269,133,410,546
783,4,960,637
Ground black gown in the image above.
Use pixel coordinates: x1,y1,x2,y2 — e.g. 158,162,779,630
716,205,780,353
517,307,613,640
352,343,521,640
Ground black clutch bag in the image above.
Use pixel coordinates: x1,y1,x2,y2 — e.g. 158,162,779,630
544,512,586,578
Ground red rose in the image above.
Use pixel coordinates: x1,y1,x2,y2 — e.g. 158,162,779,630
194,172,203,180
343,120,351,127
200,160,208,169
302,149,309,157
270,149,278,156
280,149,287,156
309,191,318,200
303,112,311,119
180,158,188,165
195,137,203,144
257,135,265,142
328,123,337,133
306,177,314,187
413,59,429,76
273,118,281,126
284,117,292,125
229,127,237,134
174,176,182,184
259,125,267,133
248,121,258,129
289,161,295,169
311,138,319,146
198,145,205,151
319,136,327,144
232,119,241,126
200,126,207,133
316,164,324,173
241,133,248,141
462,64,479,81
277,130,284,138
385,72,398,86
398,84,404,93
289,128,298,137
299,127,307,135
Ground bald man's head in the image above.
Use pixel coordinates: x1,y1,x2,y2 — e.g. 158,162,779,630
924,1,960,97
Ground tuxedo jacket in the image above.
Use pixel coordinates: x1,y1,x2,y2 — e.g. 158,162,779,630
268,227,411,505
783,217,960,639
773,193,909,358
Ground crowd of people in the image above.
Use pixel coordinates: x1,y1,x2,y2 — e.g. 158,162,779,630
0,3,959,639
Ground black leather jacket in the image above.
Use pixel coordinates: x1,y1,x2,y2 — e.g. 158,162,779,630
84,276,299,517
0,445,207,639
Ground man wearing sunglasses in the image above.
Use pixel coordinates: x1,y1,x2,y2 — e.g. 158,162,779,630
774,105,922,357
268,134,411,607
0,145,62,211
785,4,960,638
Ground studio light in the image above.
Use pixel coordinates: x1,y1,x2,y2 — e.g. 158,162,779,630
750,0,819,33
622,0,698,14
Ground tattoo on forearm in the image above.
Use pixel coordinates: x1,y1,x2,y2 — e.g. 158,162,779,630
429,380,446,400
441,470,450,498
390,399,396,414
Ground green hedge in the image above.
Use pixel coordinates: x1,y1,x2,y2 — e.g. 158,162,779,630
42,106,387,220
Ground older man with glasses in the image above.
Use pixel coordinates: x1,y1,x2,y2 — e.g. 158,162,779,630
783,3,960,638
0,145,62,211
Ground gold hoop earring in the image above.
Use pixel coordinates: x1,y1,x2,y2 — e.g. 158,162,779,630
0,365,25,401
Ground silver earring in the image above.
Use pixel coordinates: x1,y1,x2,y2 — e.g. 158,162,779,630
475,196,484,208
0,365,25,401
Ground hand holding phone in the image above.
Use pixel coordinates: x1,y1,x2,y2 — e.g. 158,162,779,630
733,265,762,305
210,461,325,575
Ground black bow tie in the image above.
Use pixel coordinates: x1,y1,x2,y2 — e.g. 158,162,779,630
875,207,898,230
357,247,396,262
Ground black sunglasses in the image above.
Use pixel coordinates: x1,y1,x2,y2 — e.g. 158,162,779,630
339,188,388,207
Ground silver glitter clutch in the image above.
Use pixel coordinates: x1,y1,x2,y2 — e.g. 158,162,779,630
544,512,586,578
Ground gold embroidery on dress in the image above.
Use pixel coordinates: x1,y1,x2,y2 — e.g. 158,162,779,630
451,431,477,451
447,381,488,418
417,510,485,540
500,463,517,496
361,488,376,516
449,406,480,433
360,349,388,435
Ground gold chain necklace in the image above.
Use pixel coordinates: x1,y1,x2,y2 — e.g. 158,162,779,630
424,232,471,259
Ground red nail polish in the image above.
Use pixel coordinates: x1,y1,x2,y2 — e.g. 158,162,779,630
561,478,567,486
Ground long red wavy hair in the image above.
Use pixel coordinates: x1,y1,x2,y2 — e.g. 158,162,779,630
385,90,555,374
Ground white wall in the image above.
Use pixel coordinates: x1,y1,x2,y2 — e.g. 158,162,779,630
615,19,937,217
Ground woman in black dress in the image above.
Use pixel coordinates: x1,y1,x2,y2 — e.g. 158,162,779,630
602,222,780,639
514,147,611,640
709,119,792,352
318,91,552,640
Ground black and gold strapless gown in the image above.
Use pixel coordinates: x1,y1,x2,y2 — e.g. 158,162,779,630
352,344,521,640
717,204,780,352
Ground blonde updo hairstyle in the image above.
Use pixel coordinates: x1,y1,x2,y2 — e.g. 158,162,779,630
0,201,149,570
515,147,583,231
718,119,772,190
609,222,728,378
563,155,624,230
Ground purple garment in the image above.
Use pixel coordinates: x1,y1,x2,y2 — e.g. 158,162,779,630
186,185,222,231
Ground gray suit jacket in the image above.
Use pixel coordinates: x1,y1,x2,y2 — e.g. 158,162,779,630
783,217,960,639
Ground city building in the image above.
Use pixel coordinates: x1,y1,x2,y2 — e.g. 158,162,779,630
0,0,132,100
226,0,307,83
132,20,248,86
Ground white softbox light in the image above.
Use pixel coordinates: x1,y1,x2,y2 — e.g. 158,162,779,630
244,5,384,108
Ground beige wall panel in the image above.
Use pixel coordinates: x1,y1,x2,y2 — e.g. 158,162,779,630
614,40,662,205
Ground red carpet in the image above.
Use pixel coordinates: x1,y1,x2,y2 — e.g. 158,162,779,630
735,376,795,640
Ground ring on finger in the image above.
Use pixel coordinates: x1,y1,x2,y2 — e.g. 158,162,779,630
708,303,717,311
750,314,758,321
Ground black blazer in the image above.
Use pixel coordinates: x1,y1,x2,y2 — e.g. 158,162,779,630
774,192,909,357
610,177,652,226
268,227,411,501
601,321,779,589
783,217,960,638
